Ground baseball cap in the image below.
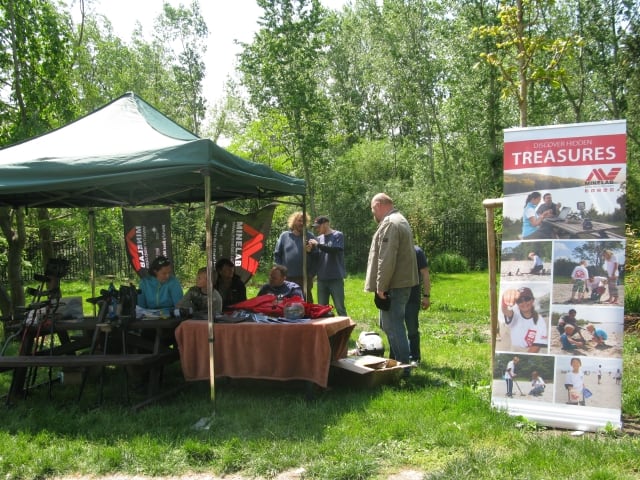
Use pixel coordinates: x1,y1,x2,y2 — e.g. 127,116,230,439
312,215,329,226
517,287,534,298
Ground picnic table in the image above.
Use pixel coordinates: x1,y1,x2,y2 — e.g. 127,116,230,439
0,315,181,407
543,218,624,239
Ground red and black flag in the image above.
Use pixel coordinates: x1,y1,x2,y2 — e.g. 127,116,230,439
212,204,277,284
123,208,172,277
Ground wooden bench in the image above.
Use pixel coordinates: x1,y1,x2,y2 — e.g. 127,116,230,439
0,351,178,372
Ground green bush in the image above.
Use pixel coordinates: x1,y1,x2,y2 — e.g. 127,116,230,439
430,252,469,273
624,226,640,314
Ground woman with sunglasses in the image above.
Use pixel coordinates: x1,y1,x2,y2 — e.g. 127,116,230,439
501,286,548,353
137,255,184,316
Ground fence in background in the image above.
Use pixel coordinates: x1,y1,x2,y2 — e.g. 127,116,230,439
3,222,488,283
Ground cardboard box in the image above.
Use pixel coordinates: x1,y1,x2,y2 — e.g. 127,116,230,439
330,355,410,388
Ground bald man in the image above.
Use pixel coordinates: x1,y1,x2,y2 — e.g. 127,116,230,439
365,193,418,368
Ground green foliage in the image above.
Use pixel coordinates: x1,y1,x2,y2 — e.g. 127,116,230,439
430,252,469,273
624,226,640,314
238,0,331,204
471,0,581,126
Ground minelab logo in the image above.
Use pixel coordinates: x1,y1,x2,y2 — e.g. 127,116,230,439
241,223,264,275
585,167,622,185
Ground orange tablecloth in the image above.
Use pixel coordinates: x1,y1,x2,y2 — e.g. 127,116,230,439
174,316,355,388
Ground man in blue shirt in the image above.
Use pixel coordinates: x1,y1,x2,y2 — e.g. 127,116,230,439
308,216,347,316
257,265,304,298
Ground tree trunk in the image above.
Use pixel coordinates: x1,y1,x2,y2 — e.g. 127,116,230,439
38,208,55,269
0,207,26,312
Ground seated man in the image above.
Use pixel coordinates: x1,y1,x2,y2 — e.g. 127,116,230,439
557,309,579,335
257,265,304,298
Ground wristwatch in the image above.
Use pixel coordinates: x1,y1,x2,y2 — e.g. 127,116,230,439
423,294,430,298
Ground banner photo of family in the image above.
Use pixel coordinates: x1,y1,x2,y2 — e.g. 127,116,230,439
492,120,626,432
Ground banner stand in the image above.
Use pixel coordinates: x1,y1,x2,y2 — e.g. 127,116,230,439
492,120,626,432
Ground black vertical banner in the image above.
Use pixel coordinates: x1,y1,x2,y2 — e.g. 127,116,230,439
212,205,277,283
123,208,172,277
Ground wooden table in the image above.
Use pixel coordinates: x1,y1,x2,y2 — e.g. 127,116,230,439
0,316,180,406
543,218,624,239
174,316,355,388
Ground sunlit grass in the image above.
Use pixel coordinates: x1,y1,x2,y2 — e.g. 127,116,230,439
0,272,638,479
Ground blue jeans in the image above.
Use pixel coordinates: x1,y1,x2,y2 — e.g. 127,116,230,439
317,278,347,316
505,378,513,396
404,293,421,361
379,287,411,364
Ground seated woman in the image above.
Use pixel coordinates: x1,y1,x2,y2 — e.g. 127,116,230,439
214,258,247,308
177,267,222,319
257,265,304,298
522,192,553,239
137,256,183,315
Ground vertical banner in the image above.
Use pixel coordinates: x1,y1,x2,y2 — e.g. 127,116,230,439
493,120,626,431
211,204,277,284
123,208,172,277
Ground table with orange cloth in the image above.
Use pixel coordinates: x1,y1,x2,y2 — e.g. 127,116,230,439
174,316,355,388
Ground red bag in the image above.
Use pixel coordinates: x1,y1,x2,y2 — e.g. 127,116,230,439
228,294,333,319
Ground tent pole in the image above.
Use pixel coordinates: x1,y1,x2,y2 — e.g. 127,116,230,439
88,209,96,317
204,173,216,407
483,198,502,376
302,199,307,300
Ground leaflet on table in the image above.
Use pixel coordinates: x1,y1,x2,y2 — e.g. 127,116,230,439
135,305,169,320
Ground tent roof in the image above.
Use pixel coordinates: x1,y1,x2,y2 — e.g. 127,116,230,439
0,92,305,208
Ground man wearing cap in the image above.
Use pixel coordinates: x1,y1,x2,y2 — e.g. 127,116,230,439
308,216,347,316
365,193,418,368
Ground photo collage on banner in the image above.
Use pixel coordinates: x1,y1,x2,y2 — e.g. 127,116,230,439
492,120,626,431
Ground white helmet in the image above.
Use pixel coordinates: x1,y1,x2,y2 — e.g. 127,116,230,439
356,331,385,356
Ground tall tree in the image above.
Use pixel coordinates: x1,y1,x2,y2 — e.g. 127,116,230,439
154,1,208,134
472,0,579,126
0,0,77,311
238,0,332,214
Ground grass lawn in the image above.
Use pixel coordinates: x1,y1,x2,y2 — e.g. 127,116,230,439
0,272,639,480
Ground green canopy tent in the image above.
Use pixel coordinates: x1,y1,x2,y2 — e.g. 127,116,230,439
0,92,306,404
0,92,305,207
